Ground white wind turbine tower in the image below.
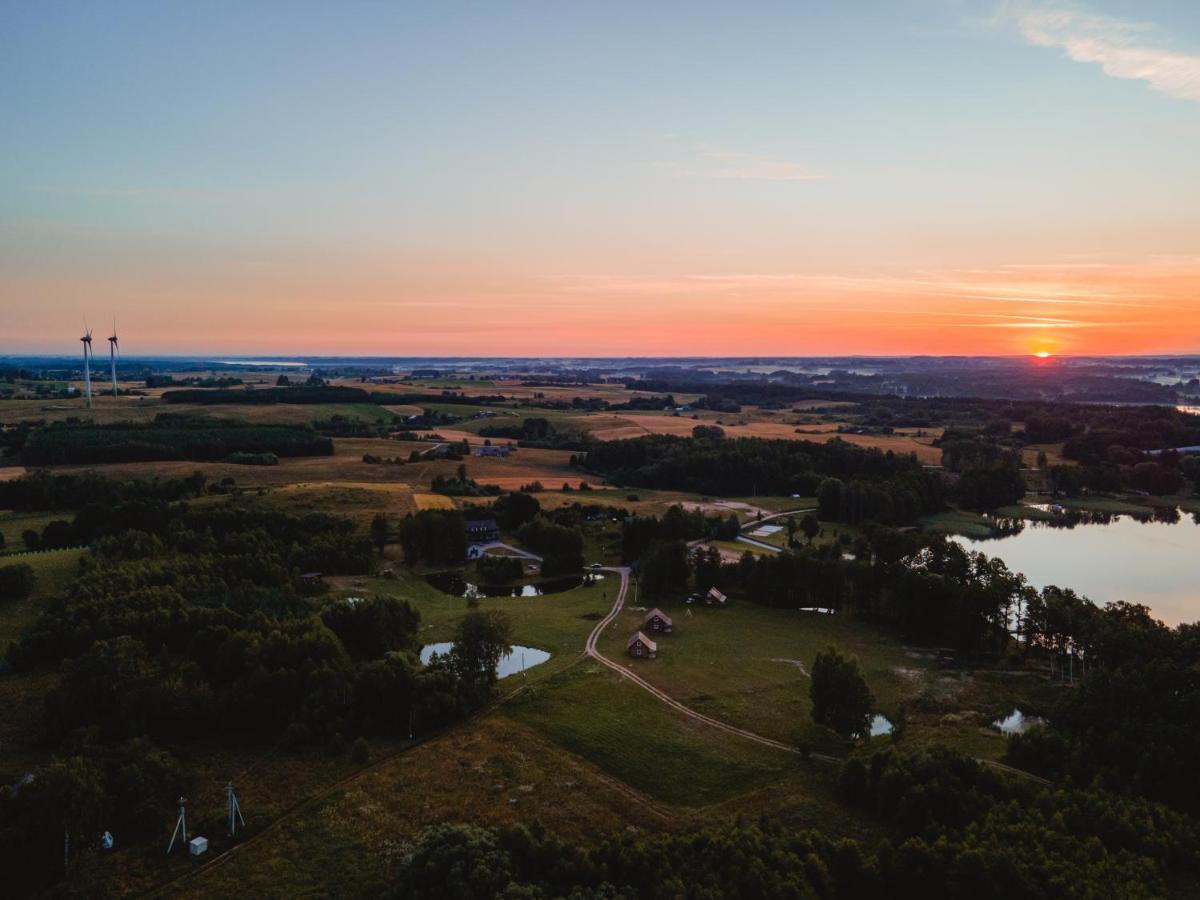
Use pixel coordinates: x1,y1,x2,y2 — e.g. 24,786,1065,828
108,318,119,397
80,322,94,408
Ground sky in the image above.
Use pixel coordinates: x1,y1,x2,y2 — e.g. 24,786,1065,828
2,0,1199,357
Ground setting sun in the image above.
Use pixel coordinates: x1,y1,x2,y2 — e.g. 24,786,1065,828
1034,351,1052,359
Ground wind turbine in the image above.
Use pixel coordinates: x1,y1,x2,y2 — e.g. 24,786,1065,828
80,322,93,409
108,318,119,397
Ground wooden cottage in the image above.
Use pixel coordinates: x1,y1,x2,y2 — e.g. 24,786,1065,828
643,608,673,633
627,631,657,659
705,587,727,607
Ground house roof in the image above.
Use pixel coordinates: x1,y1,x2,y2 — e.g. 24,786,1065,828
644,607,673,626
627,631,657,652
465,519,497,530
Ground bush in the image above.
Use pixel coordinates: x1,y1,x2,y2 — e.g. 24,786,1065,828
0,564,36,602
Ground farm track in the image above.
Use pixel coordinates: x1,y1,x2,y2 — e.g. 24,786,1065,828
588,568,839,763
588,567,1053,787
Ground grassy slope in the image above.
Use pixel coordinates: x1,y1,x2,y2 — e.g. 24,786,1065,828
504,663,796,806
596,602,921,754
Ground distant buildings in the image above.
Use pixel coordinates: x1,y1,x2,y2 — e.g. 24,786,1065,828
472,444,509,457
465,518,499,543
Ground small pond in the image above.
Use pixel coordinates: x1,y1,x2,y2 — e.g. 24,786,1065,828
993,709,1046,735
419,642,551,678
426,571,596,599
869,714,894,737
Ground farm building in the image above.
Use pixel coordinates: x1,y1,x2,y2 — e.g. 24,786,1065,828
643,608,673,633
465,519,499,543
627,631,657,659
472,444,509,457
705,587,727,606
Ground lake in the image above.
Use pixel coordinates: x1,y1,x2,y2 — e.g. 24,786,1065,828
954,513,1200,626
419,642,551,678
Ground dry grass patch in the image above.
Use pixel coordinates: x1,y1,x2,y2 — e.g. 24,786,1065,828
413,493,455,510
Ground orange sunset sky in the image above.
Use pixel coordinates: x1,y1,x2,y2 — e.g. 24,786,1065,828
3,2,1200,357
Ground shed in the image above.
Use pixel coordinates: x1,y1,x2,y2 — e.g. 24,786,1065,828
643,608,673,633
627,631,657,659
188,836,209,857
705,587,727,606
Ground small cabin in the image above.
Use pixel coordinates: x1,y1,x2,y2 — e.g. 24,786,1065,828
465,519,499,543
705,587,727,607
643,608,673,633
627,631,657,659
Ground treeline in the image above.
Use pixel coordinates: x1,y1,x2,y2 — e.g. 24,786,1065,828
387,746,1200,898
583,434,942,526
1005,598,1200,816
22,419,332,465
161,385,372,404
478,416,592,450
0,469,208,512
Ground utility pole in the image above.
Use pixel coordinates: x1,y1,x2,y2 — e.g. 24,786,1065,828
167,796,188,855
227,783,245,837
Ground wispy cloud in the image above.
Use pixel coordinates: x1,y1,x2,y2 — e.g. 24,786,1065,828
658,150,829,182
1002,1,1200,102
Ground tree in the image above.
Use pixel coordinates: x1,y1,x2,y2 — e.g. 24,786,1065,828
276,374,291,386
370,513,389,554
817,478,844,521
0,564,37,603
800,513,820,544
450,610,512,703
810,646,874,739
640,540,689,599
491,491,540,530
692,424,725,440
22,529,40,551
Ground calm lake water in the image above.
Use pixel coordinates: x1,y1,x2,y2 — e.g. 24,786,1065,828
954,514,1200,626
419,642,551,678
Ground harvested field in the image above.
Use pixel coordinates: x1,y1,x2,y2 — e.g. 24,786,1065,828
413,492,455,510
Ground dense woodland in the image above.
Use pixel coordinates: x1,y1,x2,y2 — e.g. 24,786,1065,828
582,434,943,525
389,746,1200,898
21,418,332,465
0,478,513,892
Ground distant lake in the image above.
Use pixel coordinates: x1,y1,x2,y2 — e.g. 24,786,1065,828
420,642,550,678
953,513,1200,627
211,359,306,367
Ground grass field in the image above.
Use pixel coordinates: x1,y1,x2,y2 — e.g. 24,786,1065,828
595,601,922,753
920,508,998,538
0,511,63,551
504,663,796,806
340,566,612,682
0,547,85,653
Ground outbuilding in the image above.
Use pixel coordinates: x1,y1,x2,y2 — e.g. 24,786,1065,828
705,587,727,607
627,631,657,659
643,608,673,633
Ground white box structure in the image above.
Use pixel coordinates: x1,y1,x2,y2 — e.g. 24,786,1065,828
189,836,209,857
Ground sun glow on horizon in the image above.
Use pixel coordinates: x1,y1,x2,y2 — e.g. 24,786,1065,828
1034,351,1052,359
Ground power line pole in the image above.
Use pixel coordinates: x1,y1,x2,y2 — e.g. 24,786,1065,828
227,783,245,837
167,796,188,855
